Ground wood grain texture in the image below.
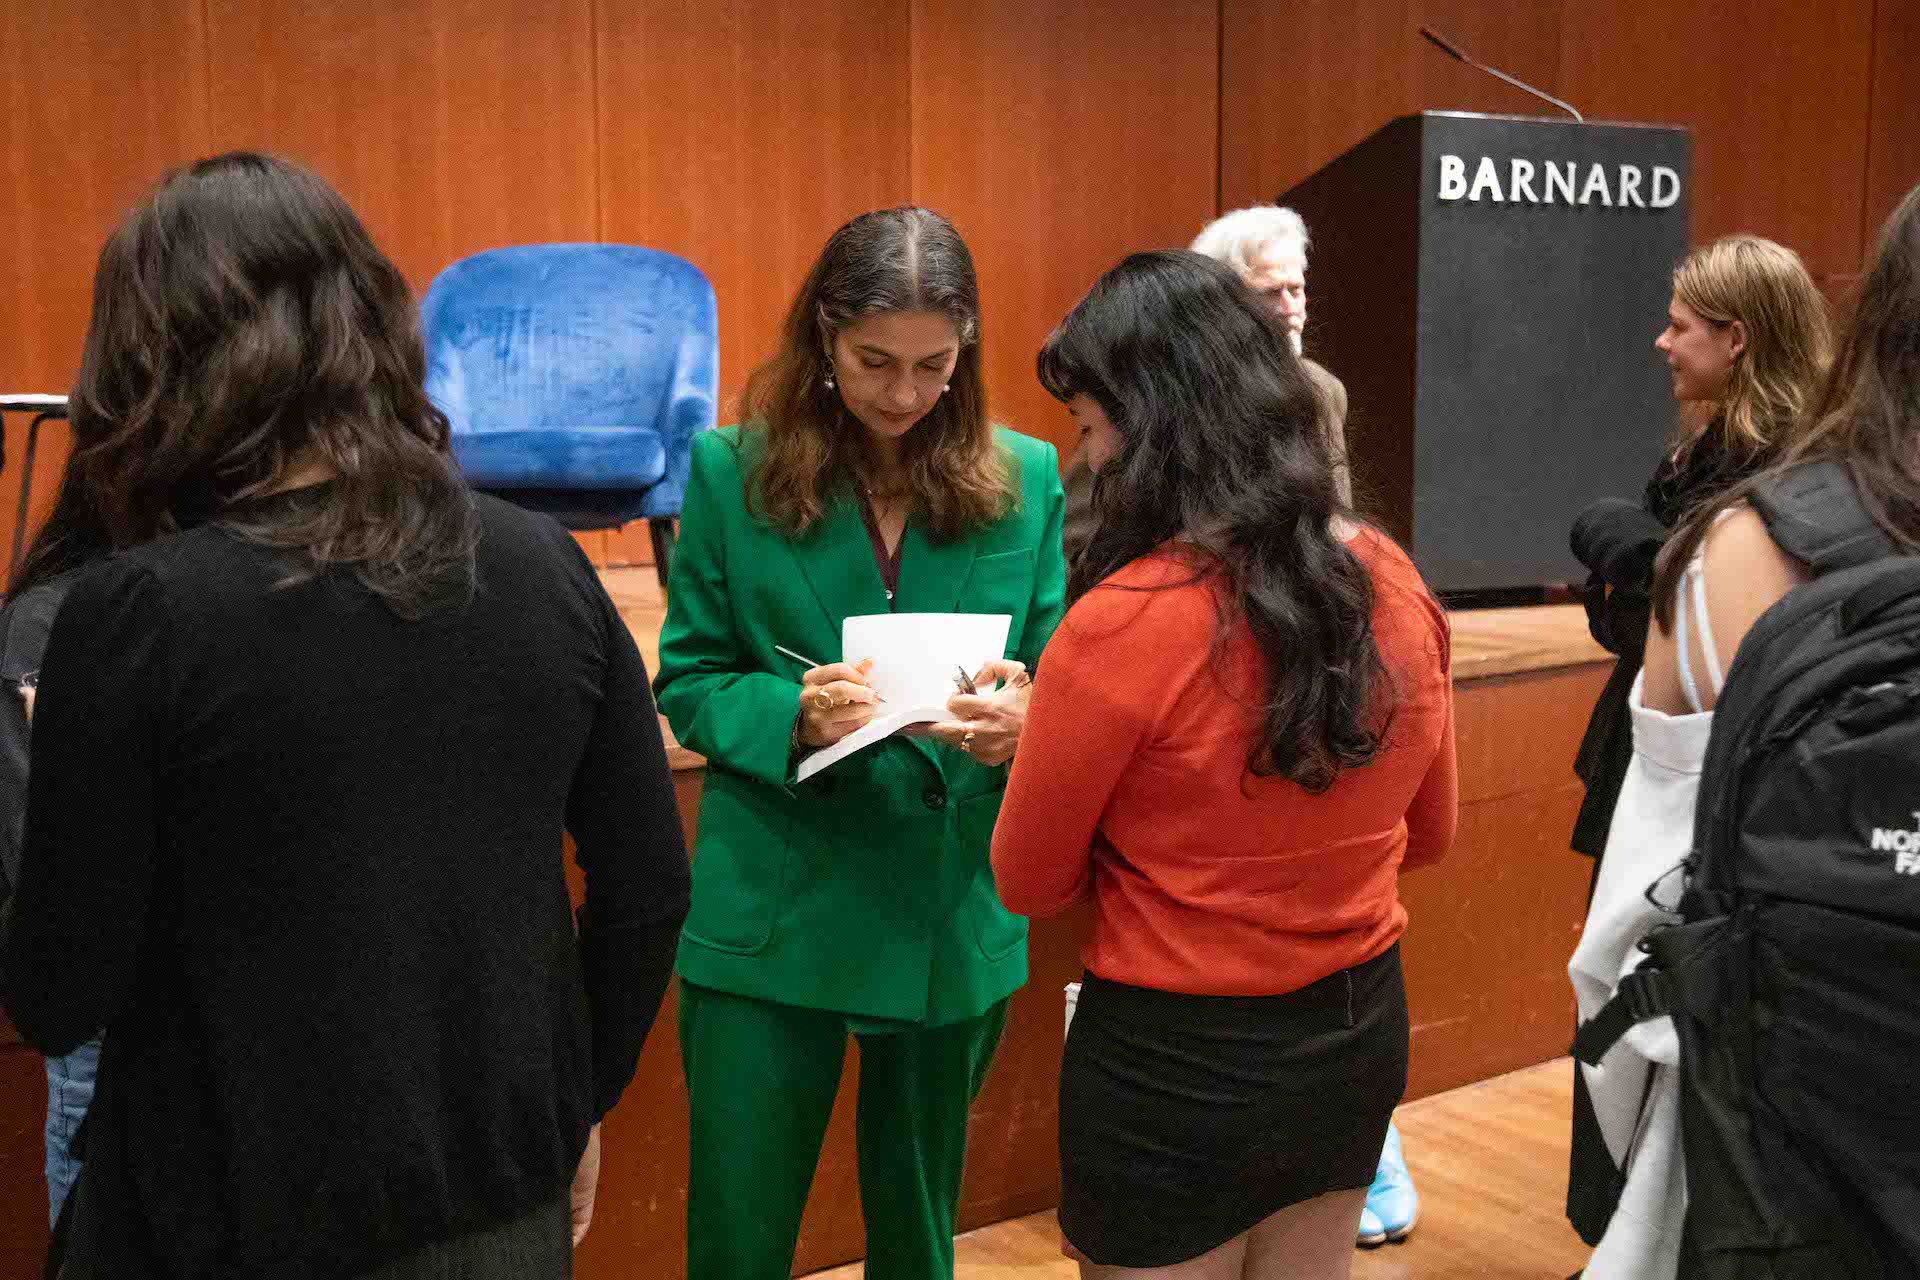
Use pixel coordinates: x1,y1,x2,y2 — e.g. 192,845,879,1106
1220,0,1566,214
0,0,210,569
0,1046,48,1277
1403,779,1594,1099
1451,660,1610,807
1401,663,1607,1098
201,0,607,557
203,0,600,293
1559,0,1878,288
593,0,912,564
1223,0,1881,294
1863,0,1920,257
595,0,911,419
809,1059,1593,1278
1449,603,1608,683
910,0,1220,460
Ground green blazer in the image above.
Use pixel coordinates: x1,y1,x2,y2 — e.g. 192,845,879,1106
655,425,1067,1025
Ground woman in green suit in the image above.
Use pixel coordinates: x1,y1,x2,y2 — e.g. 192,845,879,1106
654,206,1067,1280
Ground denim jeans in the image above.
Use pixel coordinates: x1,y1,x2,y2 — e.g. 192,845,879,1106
45,1037,100,1225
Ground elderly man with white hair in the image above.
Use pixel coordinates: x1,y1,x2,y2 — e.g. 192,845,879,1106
1060,205,1353,563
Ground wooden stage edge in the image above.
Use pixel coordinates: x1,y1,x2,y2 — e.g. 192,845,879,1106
574,569,1612,1276
0,579,1615,1278
599,567,1612,768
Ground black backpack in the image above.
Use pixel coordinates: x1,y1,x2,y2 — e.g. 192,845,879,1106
1574,459,1920,1279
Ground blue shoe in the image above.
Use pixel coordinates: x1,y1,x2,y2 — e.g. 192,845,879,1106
1359,1121,1418,1247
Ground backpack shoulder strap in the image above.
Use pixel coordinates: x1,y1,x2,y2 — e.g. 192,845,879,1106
1573,963,1673,1065
1748,459,1893,576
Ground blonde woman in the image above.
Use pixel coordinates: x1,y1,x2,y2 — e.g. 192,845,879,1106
1566,234,1831,1275
1570,234,1831,873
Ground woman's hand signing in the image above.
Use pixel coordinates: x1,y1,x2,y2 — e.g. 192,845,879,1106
924,658,1030,766
796,659,882,748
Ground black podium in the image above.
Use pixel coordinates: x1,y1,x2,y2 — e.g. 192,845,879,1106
1280,111,1691,593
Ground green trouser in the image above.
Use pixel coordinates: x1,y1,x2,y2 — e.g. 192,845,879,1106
679,981,1008,1280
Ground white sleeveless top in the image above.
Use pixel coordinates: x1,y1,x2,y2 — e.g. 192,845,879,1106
1568,525,1727,1279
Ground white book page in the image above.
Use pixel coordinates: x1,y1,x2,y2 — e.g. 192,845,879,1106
794,612,1012,783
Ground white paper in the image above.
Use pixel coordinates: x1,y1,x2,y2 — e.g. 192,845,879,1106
794,612,1011,782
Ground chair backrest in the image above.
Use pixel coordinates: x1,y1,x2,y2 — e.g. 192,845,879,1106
420,244,717,528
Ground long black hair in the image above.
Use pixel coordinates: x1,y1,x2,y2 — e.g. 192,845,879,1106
13,152,477,617
1038,249,1390,790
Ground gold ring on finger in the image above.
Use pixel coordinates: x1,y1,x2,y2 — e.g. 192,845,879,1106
960,729,976,753
814,690,833,712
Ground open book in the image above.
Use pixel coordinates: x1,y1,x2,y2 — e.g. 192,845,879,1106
794,612,1011,783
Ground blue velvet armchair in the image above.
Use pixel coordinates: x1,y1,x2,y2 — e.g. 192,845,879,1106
420,244,717,586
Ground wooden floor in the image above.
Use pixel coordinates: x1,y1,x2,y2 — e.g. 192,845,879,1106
806,1059,1590,1279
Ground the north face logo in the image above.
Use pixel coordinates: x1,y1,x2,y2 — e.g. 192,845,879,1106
1869,811,1920,873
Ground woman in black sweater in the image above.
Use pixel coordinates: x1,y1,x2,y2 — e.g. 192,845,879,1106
0,153,690,1279
1564,234,1829,1246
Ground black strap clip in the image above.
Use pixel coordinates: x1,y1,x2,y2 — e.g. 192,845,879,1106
1572,964,1672,1067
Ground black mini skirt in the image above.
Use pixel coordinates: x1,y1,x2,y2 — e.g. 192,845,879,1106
1058,943,1408,1268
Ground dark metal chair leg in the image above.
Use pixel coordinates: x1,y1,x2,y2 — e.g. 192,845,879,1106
648,517,675,591
9,412,54,580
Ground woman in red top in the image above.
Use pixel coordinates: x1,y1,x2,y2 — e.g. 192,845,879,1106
992,251,1456,1279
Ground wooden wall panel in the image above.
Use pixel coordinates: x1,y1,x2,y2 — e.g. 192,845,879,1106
956,900,1092,1232
1863,0,1920,256
1400,665,1608,1100
1220,0,1566,216
203,0,600,292
201,0,605,557
0,0,209,573
594,0,912,565
0,1046,49,1275
596,0,911,421
1559,0,1878,290
911,0,1220,459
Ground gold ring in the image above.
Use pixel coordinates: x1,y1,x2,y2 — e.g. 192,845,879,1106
814,690,833,712
960,730,976,753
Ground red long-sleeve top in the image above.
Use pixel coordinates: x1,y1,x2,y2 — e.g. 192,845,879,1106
992,531,1456,996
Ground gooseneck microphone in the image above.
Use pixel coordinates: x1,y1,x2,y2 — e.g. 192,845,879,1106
1419,25,1584,123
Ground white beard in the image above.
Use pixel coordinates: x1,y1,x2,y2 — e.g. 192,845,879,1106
1290,331,1303,357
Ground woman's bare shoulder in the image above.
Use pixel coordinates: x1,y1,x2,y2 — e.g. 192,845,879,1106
1644,504,1812,714
1699,505,1810,633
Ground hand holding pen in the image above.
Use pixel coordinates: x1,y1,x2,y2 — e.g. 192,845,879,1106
777,645,883,748
926,658,1032,765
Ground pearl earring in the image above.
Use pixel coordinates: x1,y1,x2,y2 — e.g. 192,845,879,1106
824,370,836,390
942,384,951,393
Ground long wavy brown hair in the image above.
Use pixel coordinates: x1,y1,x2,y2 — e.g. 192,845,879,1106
1653,184,1920,625
737,206,1011,540
12,152,477,617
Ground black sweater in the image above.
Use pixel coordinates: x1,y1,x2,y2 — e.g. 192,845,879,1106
0,491,689,1278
